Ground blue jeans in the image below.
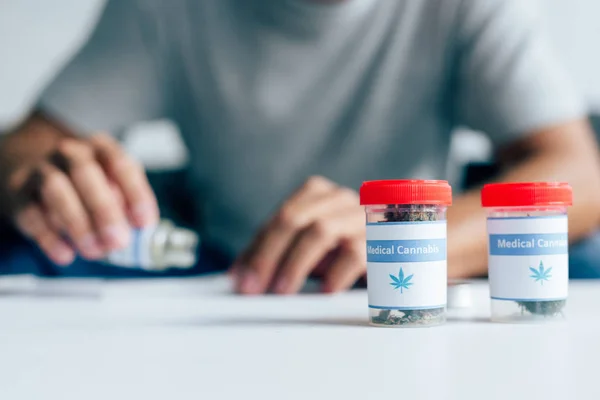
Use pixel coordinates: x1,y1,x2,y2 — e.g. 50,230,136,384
568,231,600,279
0,225,230,278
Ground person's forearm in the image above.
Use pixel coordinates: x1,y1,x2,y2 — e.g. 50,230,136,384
447,120,600,279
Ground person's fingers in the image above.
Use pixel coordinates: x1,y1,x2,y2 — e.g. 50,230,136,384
235,177,353,294
272,210,364,294
35,162,105,259
52,139,129,252
46,209,64,233
51,139,130,252
234,177,338,294
234,226,294,295
109,181,126,209
90,134,159,227
15,205,75,265
321,240,366,293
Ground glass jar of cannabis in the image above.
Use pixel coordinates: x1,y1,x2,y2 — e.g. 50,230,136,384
481,182,572,323
360,180,452,327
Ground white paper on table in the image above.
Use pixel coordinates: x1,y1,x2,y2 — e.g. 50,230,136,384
0,274,103,298
102,274,234,299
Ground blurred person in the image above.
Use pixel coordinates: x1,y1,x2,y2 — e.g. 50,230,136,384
1,0,600,292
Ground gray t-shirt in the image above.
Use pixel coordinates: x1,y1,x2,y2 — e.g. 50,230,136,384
39,0,585,257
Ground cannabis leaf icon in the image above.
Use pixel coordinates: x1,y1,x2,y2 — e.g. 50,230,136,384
389,268,413,293
529,261,552,285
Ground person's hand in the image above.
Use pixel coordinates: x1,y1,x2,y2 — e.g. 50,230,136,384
231,176,366,295
4,133,159,265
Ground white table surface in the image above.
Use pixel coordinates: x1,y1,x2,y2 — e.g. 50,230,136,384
1,274,599,400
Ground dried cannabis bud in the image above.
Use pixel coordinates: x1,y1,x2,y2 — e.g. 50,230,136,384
517,262,565,317
373,204,444,326
517,300,566,317
383,204,439,222
371,308,445,326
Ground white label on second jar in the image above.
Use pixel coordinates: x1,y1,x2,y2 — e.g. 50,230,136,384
366,222,447,310
487,216,568,301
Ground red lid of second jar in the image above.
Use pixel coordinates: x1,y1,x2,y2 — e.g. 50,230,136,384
481,182,573,207
359,180,452,206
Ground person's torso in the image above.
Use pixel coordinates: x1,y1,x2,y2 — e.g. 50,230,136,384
160,0,462,256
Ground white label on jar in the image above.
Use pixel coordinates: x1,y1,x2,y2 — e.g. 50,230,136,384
105,226,155,269
366,221,447,310
487,216,568,301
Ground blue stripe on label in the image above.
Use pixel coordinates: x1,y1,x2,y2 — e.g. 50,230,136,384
369,304,446,310
133,229,142,266
489,233,568,255
367,239,446,262
487,216,567,221
491,296,567,302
